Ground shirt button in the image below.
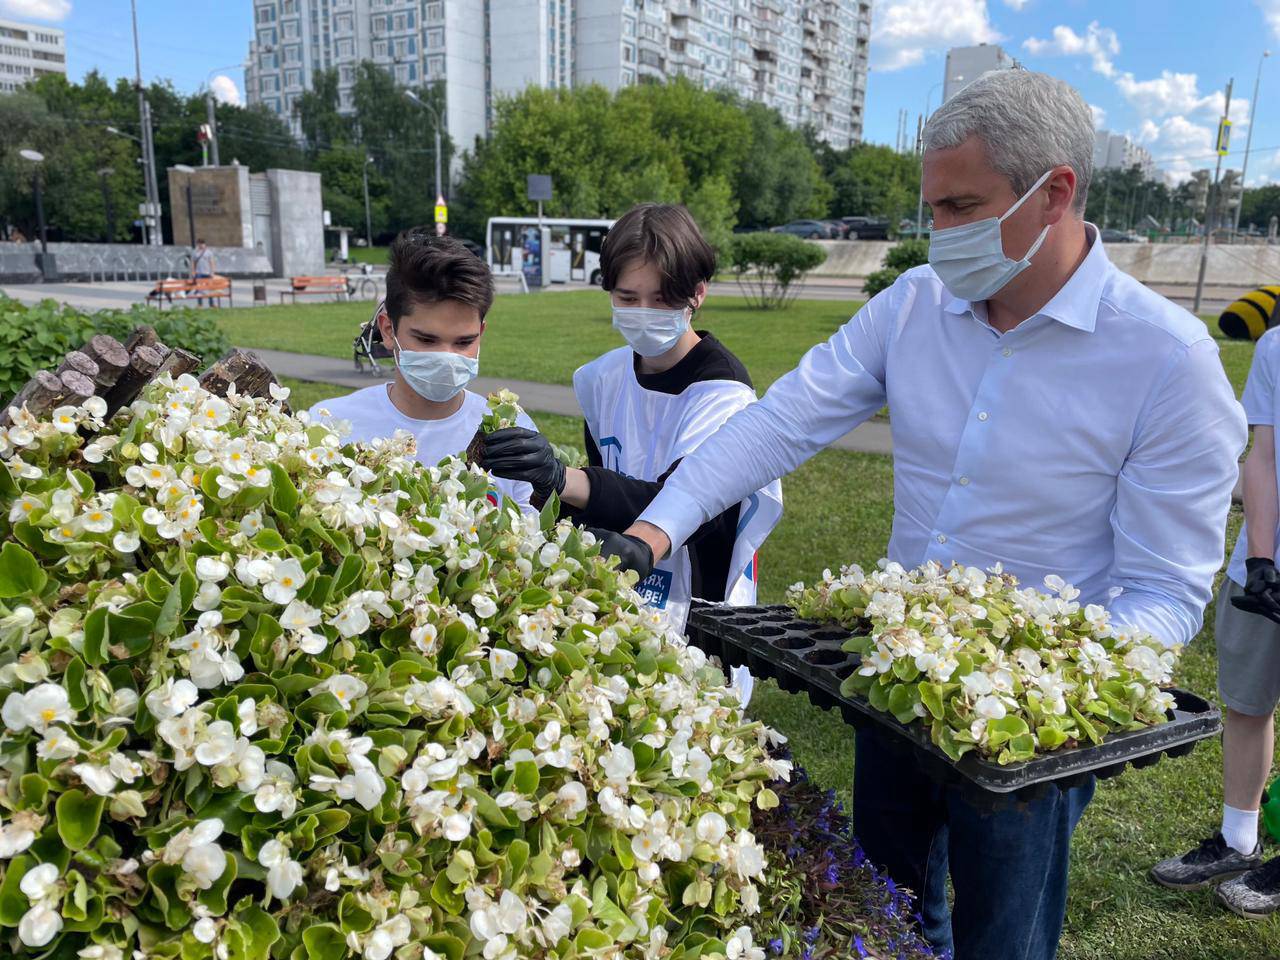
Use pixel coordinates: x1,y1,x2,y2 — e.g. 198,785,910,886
977,411,989,421
937,534,947,544
958,476,970,486
1002,347,1013,357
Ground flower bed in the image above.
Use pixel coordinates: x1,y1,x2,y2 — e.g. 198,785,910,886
0,366,794,959
786,562,1179,765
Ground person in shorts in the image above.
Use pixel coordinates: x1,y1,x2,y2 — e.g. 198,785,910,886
191,238,216,307
1151,327,1280,918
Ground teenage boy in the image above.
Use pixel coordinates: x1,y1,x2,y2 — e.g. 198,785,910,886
308,230,537,510
482,203,783,631
1152,326,1280,918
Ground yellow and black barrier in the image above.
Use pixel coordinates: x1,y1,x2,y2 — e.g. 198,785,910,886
1219,285,1280,340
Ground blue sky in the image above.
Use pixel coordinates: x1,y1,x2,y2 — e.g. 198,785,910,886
3,0,1279,185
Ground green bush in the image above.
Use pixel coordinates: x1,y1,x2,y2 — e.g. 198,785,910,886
861,238,930,298
0,297,231,404
723,232,827,309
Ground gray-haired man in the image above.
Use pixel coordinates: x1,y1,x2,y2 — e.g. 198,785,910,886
611,70,1245,959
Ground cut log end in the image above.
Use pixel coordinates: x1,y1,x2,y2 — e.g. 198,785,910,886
198,349,281,401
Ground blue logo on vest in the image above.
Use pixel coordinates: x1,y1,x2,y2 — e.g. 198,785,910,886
599,435,623,472
636,568,673,609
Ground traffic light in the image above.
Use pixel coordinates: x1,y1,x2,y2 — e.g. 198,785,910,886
1221,169,1244,212
1190,169,1210,216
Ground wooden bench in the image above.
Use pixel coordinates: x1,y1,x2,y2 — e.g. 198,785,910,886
280,275,353,303
145,276,233,308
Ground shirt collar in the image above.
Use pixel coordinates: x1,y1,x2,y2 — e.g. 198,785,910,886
942,223,1109,333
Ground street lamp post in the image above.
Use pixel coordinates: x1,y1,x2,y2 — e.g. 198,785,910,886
97,167,116,242
362,155,374,249
403,88,445,233
20,149,53,280
913,81,945,237
203,60,252,167
1194,78,1233,315
1233,50,1270,240
173,164,197,249
130,0,162,247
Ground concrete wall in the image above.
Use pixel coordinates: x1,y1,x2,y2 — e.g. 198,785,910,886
490,0,548,97
266,169,324,277
0,242,274,283
806,239,1280,289
575,0,624,88
167,166,253,250
444,0,488,169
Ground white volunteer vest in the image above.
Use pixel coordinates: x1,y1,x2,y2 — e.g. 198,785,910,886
574,346,784,633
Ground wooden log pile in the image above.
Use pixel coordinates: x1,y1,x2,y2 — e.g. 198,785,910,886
0,326,285,427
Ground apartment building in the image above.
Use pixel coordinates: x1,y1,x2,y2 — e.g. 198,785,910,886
0,17,66,94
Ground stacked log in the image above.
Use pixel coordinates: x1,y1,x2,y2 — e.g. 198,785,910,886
0,328,281,426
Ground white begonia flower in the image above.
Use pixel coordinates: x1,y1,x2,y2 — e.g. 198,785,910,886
258,839,304,901
695,811,727,845
78,945,125,960
0,819,38,858
960,671,994,698
165,819,227,890
362,914,411,960
725,926,765,960
146,677,199,721
2,683,73,733
51,405,79,434
81,505,114,533
193,917,218,943
601,743,635,785
18,899,62,947
72,761,122,797
728,830,765,879
112,530,140,553
20,862,60,901
263,557,306,605
443,812,472,842
557,781,588,818
36,726,79,761
317,673,367,706
238,698,259,736
489,646,518,679
195,720,238,766
541,901,573,944
195,556,230,582
973,695,1007,721
471,593,498,619
255,761,298,817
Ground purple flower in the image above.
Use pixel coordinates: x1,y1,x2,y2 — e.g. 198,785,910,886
853,935,868,957
768,939,784,955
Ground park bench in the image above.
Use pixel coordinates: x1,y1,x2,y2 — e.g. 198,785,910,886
280,275,353,303
145,276,233,308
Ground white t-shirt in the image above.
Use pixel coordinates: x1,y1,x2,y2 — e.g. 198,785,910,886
1228,328,1280,586
308,385,537,511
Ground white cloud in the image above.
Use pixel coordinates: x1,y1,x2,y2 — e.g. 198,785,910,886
1022,21,1119,78
1113,69,1249,129
1258,0,1280,39
1003,0,1032,8
0,0,71,20
871,0,1001,72
1137,115,1216,184
1088,103,1106,129
210,75,243,107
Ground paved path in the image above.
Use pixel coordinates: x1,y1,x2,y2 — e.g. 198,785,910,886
256,347,894,456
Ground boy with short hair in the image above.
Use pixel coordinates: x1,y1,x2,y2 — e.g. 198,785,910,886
308,230,537,510
482,203,782,631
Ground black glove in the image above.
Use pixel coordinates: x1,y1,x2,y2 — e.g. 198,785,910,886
587,528,654,579
480,427,566,502
1231,557,1280,625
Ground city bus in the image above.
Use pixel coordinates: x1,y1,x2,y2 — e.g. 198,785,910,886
485,217,614,287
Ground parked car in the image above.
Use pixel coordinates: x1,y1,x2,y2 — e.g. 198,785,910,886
1100,228,1140,244
840,216,892,240
822,218,852,239
771,219,837,239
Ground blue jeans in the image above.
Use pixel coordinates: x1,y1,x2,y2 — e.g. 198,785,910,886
853,727,1096,960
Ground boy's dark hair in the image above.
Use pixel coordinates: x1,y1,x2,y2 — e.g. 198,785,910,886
599,203,715,310
385,229,494,326
196,238,205,245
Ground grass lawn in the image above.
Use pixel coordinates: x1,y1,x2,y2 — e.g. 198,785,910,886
248,293,1254,398
279,376,1279,959
229,292,858,392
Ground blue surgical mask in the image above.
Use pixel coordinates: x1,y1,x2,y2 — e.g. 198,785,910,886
392,335,479,403
611,305,690,358
927,169,1055,302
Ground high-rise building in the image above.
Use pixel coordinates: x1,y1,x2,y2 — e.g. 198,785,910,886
245,0,871,161
0,18,66,94
1093,129,1155,179
942,43,1016,103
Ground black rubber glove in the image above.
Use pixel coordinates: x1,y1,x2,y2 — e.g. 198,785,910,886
480,427,566,502
1231,557,1280,625
587,527,654,579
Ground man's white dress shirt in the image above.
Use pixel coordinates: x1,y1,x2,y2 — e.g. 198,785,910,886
639,229,1246,647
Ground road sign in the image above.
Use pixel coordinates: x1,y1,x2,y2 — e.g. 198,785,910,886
527,174,553,202
1216,118,1232,156
434,204,448,224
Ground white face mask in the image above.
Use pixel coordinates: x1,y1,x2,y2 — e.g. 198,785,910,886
611,305,691,358
392,334,479,403
927,168,1055,302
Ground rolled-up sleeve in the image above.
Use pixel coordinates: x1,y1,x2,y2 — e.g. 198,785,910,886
638,285,900,552
1107,338,1247,647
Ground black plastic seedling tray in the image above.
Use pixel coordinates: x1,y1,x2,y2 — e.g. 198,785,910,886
687,602,1221,804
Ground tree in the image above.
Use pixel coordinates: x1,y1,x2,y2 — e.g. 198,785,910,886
723,232,826,308
827,144,920,224
1241,184,1280,234
733,102,832,228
